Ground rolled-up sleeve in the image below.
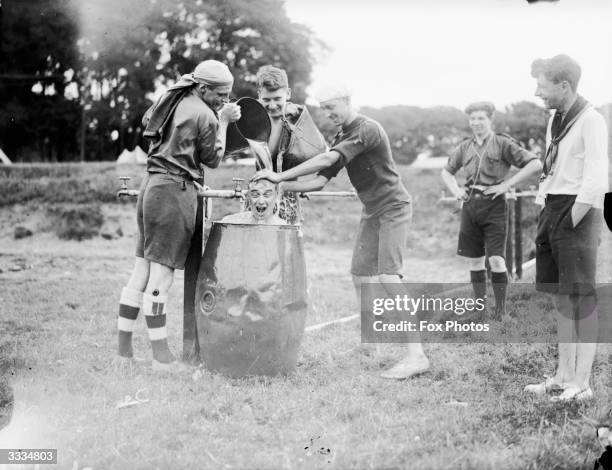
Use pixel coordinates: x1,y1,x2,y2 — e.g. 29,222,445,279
318,158,343,180
502,137,537,168
576,113,609,206
331,122,381,166
196,116,221,168
444,144,464,175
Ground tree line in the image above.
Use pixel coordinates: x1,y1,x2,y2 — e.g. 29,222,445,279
1,1,610,164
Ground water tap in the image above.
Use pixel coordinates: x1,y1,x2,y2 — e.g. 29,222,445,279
232,177,245,198
117,176,139,198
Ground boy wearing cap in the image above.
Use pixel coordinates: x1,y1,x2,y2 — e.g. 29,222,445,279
441,102,541,320
115,60,241,372
253,83,430,380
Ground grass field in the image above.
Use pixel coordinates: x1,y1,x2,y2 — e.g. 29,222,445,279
1,162,612,469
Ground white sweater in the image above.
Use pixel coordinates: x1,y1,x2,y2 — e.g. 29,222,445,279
537,106,609,208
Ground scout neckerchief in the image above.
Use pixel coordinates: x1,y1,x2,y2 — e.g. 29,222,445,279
541,94,589,180
465,132,493,201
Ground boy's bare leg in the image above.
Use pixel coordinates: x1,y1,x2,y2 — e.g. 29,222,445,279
375,274,430,379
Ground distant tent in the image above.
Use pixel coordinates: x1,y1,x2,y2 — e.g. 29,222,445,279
132,145,147,164
0,148,12,165
116,148,133,164
116,147,147,165
410,151,448,169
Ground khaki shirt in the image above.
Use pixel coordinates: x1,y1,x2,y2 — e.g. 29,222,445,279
145,89,221,180
445,133,537,186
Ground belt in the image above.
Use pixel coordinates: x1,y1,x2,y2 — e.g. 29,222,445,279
469,192,495,200
149,169,198,182
466,184,494,193
544,193,576,203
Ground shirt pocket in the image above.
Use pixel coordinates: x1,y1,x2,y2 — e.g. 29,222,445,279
484,152,505,180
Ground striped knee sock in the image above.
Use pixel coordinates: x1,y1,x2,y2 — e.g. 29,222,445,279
143,293,175,363
117,287,143,358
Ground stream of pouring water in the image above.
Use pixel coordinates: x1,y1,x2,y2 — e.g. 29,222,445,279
246,138,274,171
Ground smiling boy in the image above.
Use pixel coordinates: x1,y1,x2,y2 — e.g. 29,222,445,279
254,65,326,224
524,54,608,402
440,102,542,320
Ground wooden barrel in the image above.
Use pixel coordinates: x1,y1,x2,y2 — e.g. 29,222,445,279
195,223,307,377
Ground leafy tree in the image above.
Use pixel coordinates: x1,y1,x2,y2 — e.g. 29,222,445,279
356,105,468,163
76,0,319,160
495,101,548,151
0,0,80,161
1,0,320,161
312,102,550,165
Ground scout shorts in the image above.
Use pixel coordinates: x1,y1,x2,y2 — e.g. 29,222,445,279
457,192,507,258
351,202,411,276
535,194,603,295
135,173,198,270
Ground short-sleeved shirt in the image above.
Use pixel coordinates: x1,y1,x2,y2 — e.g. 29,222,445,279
145,89,220,180
444,133,537,186
318,114,410,216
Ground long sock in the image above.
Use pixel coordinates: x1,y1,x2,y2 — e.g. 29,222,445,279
491,271,508,318
470,270,487,302
117,287,143,358
143,293,175,363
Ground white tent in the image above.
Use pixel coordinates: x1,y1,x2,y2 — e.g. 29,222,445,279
116,148,134,164
0,148,12,165
410,152,448,169
132,145,147,165
116,146,147,165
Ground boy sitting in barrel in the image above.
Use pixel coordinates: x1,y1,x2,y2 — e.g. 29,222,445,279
221,179,286,225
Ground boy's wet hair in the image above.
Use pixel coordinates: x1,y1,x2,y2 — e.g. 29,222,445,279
248,178,279,192
256,65,289,91
465,101,496,118
531,54,581,92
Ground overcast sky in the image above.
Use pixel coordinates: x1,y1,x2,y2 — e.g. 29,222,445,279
284,0,612,109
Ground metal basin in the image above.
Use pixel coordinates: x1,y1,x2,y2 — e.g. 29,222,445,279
196,223,307,377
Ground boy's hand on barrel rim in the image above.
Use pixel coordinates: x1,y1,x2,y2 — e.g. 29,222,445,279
193,181,210,195
252,169,281,184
